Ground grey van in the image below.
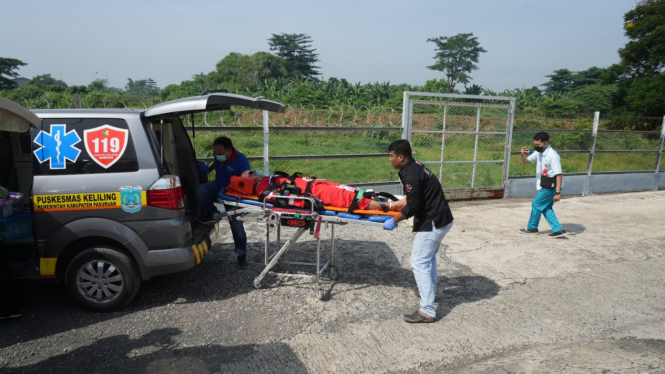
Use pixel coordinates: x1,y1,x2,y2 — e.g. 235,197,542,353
0,94,284,311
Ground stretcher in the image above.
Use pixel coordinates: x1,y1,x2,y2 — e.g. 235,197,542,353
214,190,397,299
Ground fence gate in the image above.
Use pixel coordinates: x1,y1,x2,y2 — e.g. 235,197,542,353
402,92,516,199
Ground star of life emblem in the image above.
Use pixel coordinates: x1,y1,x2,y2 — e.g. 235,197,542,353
33,124,82,169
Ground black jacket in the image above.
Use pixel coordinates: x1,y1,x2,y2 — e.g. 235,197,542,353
398,159,454,232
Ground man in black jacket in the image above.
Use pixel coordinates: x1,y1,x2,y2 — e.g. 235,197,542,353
384,140,454,323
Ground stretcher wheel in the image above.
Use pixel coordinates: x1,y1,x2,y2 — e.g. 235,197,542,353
315,287,323,300
252,278,262,289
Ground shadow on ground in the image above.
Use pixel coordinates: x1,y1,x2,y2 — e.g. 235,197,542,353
1,327,307,374
1,230,499,350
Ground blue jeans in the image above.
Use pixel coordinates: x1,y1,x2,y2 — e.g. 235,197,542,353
527,189,562,232
411,221,454,318
196,181,247,256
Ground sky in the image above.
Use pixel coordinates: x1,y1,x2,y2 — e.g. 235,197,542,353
1,0,634,92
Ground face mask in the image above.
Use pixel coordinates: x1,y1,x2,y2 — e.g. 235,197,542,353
534,146,545,153
214,154,227,162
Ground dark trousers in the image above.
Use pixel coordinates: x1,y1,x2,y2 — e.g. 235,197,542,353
0,242,25,312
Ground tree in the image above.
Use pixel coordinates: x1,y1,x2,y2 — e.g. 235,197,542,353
419,78,450,93
604,0,665,118
28,74,68,89
125,78,159,96
542,69,575,95
208,52,288,87
268,33,320,79
0,58,27,90
572,66,606,88
88,78,108,91
426,33,487,93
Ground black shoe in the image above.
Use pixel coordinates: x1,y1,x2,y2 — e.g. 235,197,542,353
403,310,435,323
198,213,217,225
548,230,567,238
519,228,539,235
237,255,248,269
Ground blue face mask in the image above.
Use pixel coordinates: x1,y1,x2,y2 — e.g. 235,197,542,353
214,154,227,162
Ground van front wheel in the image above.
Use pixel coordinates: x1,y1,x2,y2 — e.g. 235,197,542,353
65,247,141,311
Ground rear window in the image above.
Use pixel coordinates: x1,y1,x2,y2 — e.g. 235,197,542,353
32,118,139,175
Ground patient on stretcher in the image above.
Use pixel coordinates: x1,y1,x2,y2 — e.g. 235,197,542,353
226,171,407,213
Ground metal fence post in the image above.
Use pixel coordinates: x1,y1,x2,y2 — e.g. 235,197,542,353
582,111,600,196
471,103,481,188
401,92,410,140
502,97,516,197
263,110,269,174
653,115,665,191
439,104,447,181
75,95,81,109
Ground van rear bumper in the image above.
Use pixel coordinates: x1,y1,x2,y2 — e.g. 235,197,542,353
142,225,216,279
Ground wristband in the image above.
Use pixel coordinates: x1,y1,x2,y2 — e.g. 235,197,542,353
555,192,560,195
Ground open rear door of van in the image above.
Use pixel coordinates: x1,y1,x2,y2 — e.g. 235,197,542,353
144,93,285,117
143,94,286,250
0,97,41,132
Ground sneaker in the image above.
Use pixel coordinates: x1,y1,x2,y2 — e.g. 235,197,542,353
403,310,435,323
519,228,539,235
237,255,248,269
548,230,568,238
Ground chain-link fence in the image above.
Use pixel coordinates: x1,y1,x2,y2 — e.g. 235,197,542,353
510,113,665,178
16,93,665,194
403,92,514,198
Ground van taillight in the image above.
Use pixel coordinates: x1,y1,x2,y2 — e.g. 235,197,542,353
147,176,184,210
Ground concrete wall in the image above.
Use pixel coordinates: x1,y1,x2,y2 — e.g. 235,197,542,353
351,171,665,200
505,172,664,199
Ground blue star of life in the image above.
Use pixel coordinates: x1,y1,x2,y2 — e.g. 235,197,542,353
33,124,82,169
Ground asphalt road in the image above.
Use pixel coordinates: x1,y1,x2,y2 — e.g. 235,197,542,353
1,191,664,373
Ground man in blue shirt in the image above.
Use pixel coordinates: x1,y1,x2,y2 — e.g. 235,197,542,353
196,137,251,268
519,132,567,238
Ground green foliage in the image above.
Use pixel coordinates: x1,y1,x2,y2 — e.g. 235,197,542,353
570,85,617,113
542,69,575,95
0,57,27,90
88,79,108,91
67,85,88,95
210,52,288,86
420,78,450,93
556,121,593,150
543,67,608,96
28,74,68,89
604,0,665,120
426,33,487,93
268,33,320,79
539,98,583,116
125,78,159,96
286,84,329,106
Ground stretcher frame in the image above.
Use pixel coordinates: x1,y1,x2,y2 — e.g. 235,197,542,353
214,195,385,299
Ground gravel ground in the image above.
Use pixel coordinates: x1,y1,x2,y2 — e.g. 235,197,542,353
1,191,665,373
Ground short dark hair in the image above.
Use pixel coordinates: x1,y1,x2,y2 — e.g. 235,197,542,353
388,139,413,159
213,136,233,150
533,132,549,142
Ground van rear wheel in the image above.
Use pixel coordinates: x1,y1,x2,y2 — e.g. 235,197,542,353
65,246,141,311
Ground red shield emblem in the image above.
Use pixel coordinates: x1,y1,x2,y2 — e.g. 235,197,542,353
84,125,128,169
